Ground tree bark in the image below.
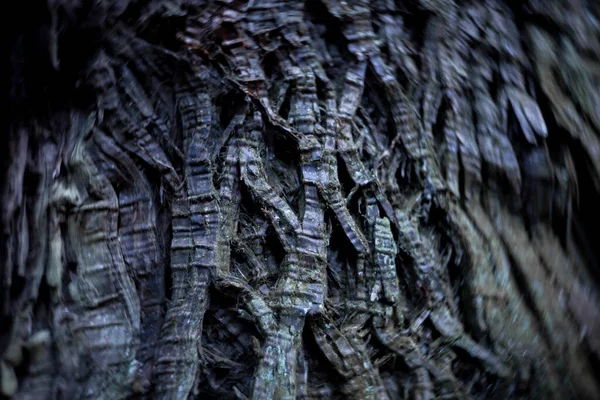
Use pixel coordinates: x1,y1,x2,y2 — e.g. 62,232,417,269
2,0,600,399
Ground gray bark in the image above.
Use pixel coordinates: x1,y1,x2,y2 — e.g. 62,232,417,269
2,0,600,399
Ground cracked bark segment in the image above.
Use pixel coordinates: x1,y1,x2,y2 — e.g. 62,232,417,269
469,48,522,195
244,62,329,397
302,114,355,262
374,10,419,83
117,187,163,372
394,206,446,306
419,12,487,201
311,315,390,400
216,132,243,278
373,217,400,304
440,48,481,200
240,112,300,244
372,317,435,400
488,3,548,148
214,277,277,337
252,318,302,400
429,305,510,378
331,62,396,241
322,0,377,60
90,128,164,387
58,124,141,399
87,51,181,192
154,193,211,400
153,72,222,399
232,107,324,398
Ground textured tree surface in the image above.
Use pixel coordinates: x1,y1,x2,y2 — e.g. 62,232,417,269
3,0,600,399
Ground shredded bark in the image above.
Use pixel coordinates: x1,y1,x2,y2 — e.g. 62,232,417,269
2,1,600,399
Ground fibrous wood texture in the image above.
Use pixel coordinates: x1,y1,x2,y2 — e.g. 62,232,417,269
2,0,600,399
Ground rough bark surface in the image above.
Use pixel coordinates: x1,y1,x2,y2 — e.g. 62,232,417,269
2,1,600,399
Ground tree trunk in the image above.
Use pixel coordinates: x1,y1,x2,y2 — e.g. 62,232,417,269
3,0,600,399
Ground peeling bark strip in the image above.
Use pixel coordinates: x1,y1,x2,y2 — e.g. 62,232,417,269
3,0,600,399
